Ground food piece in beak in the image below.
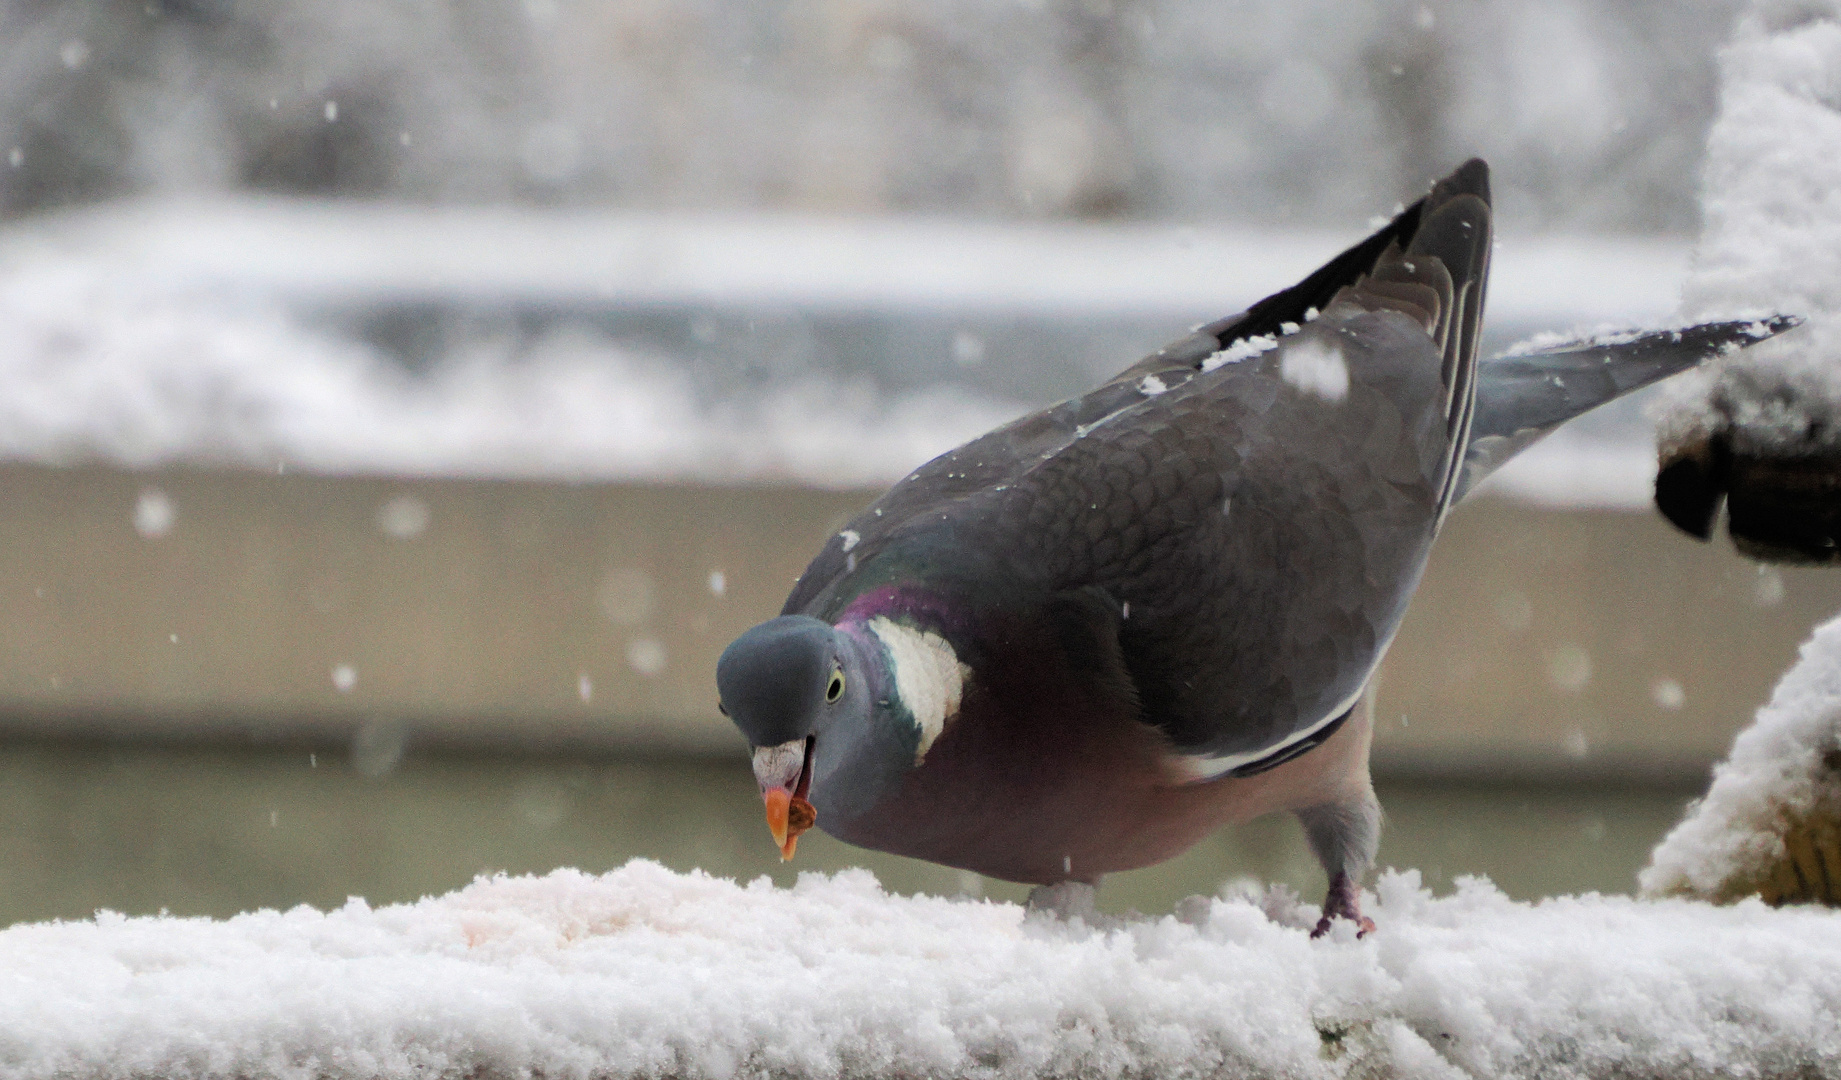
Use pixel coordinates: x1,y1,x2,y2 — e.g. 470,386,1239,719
786,794,817,849
752,737,817,860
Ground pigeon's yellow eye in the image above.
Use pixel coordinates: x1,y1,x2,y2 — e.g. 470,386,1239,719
826,670,845,703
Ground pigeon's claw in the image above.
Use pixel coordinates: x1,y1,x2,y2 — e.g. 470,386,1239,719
1310,912,1377,939
1310,872,1375,939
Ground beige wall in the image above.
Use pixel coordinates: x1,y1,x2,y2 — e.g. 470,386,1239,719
0,465,860,754
1,463,1836,779
1373,499,1841,780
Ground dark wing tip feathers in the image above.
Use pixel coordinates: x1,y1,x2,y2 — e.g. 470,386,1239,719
1200,158,1491,359
1197,202,1422,349
1430,157,1491,206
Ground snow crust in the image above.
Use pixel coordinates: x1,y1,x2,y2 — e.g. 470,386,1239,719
1654,0,1841,459
6,859,1841,1080
1642,610,1841,902
1200,333,1278,372
1499,326,1648,358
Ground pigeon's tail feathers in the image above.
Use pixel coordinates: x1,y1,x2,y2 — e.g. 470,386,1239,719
1455,315,1802,502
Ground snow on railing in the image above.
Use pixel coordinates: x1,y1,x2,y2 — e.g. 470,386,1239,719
1643,610,1841,904
7,605,1841,1080
2,858,1839,1080
1652,1,1841,559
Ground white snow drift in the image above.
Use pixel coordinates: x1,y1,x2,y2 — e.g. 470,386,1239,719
1643,610,1841,902
10,610,1841,1080
3,860,1840,1080
1654,0,1841,460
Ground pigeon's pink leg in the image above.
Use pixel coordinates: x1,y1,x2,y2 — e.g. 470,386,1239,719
1311,872,1375,938
1296,776,1380,939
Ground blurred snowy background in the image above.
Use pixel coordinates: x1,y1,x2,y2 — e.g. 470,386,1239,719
0,0,1731,226
0,0,1742,498
11,14,1841,1076
11,0,1841,933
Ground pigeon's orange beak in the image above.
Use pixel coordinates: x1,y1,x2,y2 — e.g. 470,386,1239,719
764,788,796,858
753,737,817,861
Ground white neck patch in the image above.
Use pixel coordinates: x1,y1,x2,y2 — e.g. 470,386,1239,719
867,617,970,764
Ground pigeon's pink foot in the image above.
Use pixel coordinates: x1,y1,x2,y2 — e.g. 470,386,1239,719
1311,872,1375,939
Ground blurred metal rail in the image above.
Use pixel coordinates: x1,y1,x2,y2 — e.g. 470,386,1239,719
0,463,1835,782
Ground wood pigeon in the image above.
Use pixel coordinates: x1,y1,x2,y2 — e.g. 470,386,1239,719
716,159,1796,935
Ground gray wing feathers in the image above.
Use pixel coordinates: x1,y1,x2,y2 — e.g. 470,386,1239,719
1013,166,1497,762
784,160,1504,764
1398,176,1491,525
1329,165,1492,530
780,331,1216,615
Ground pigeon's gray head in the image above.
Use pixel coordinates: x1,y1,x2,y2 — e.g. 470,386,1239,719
717,615,909,859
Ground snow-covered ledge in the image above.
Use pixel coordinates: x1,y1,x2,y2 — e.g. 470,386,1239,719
1,609,1836,1080
1643,610,1841,905
1638,0,1841,910
1653,0,1841,561
1,859,1837,1080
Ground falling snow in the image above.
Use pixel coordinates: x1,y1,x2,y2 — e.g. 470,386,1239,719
1278,339,1349,403
132,488,174,538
